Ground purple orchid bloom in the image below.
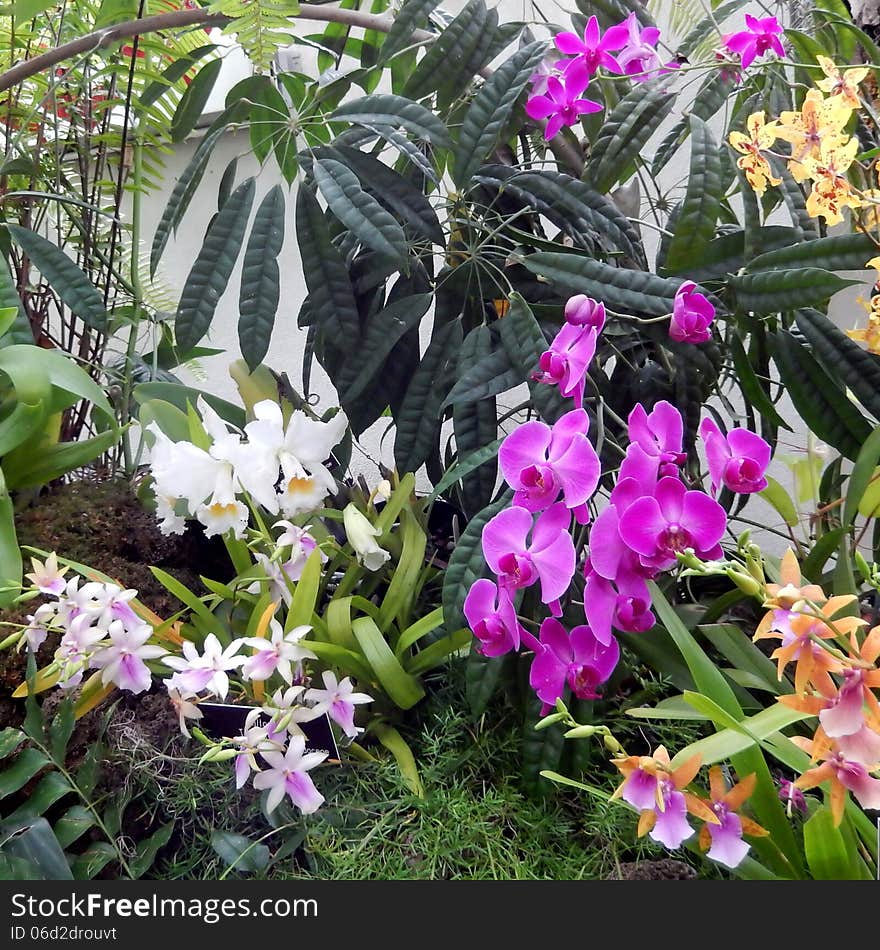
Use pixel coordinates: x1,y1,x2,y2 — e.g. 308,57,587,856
499,408,600,517
525,59,603,140
777,777,807,816
584,565,654,645
617,13,663,81
463,578,531,656
533,323,599,409
481,504,576,613
628,401,686,478
723,15,785,70
564,294,607,330
706,801,750,869
528,617,620,712
670,281,715,343
620,768,694,849
699,417,771,495
618,476,727,571
554,15,630,76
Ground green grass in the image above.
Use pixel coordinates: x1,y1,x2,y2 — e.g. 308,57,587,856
109,665,717,880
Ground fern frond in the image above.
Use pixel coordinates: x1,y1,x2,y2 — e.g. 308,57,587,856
207,0,300,72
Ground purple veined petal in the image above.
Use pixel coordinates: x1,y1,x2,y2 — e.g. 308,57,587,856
529,644,568,707
724,31,753,54
649,401,684,457
744,13,761,30
680,490,727,553
836,724,880,766
627,403,651,449
531,532,576,604
555,31,586,56
588,505,625,580
739,44,758,70
562,57,591,97
640,26,661,46
616,446,659,498
531,503,572,550
653,476,687,523
570,625,619,681
551,435,600,509
481,507,533,575
618,495,667,558
544,114,565,141
819,671,866,738
650,787,694,849
600,22,631,50
539,616,573,662
549,408,591,447
698,415,723,445
700,426,730,496
769,36,786,58
330,698,358,737
234,753,251,790
583,15,600,48
726,428,772,470
464,578,503,629
620,768,658,810
597,50,623,73
573,98,604,117
836,760,880,810
499,420,552,490
583,571,617,646
285,770,325,814
706,810,750,869
525,94,557,120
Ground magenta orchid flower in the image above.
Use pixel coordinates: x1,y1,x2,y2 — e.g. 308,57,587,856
533,323,599,409
670,281,715,343
584,565,654,646
628,401,686,477
252,735,327,814
305,670,372,739
499,408,600,517
528,617,620,712
525,60,602,140
553,15,630,76
564,294,607,330
619,768,694,849
723,15,785,70
481,504,576,613
618,476,727,571
90,621,166,695
699,417,770,496
464,578,531,656
617,13,663,81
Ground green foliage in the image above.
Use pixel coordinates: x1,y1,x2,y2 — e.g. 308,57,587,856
207,0,301,73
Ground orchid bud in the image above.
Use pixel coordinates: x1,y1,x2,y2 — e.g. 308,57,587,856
603,733,624,754
565,724,599,738
855,550,871,582
535,712,566,730
745,553,765,584
726,569,762,598
564,294,606,331
199,745,238,764
342,504,391,572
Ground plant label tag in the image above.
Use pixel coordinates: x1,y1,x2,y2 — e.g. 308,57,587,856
198,702,340,763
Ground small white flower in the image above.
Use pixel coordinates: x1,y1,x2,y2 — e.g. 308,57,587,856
165,680,203,738
252,734,328,814
24,553,68,596
90,621,166,694
342,504,390,571
241,621,316,685
163,633,244,699
305,670,372,738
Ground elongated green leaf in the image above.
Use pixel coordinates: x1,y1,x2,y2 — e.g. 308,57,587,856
0,259,32,346
473,166,643,262
53,806,95,850
4,429,118,490
663,117,722,274
373,722,424,797
794,308,880,424
12,0,58,20
843,425,880,528
729,334,790,432
406,627,471,675
7,771,72,822
247,77,289,165
151,124,226,276
355,122,440,183
772,331,870,461
314,159,409,265
698,624,785,695
351,616,425,709
139,44,217,108
760,475,799,527
732,269,856,313
748,233,878,273
0,816,72,880
337,293,431,403
585,87,674,193
238,185,285,370
525,252,697,316
170,58,223,143
7,225,107,330
453,41,547,186
803,807,863,880
295,186,360,340
330,94,451,147
441,342,518,409
71,841,117,880
395,606,444,656
394,319,462,473
132,382,245,429
176,178,255,351
308,641,375,684
380,0,440,62
313,145,443,245
0,747,49,798
772,160,819,241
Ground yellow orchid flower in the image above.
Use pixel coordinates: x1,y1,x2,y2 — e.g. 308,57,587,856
800,136,862,224
776,89,851,183
728,111,781,196
816,55,868,111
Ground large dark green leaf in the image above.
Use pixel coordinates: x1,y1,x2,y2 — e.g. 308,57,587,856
139,44,218,108
678,0,748,57
337,293,431,403
330,94,451,147
0,816,72,880
441,340,518,408
394,319,462,473
525,251,704,316
662,117,723,275
746,233,878,273
380,0,441,62
313,158,410,266
0,258,31,346
453,325,499,514
473,166,643,262
238,185,285,370
686,226,804,283
731,269,856,313
295,186,360,340
170,58,223,143
773,160,819,241
175,178,255,351
7,225,107,331
795,308,880,423
585,86,674,193
312,145,443,245
453,40,548,186
150,124,226,277
772,330,871,460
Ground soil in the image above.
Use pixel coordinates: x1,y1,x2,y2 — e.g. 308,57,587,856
611,858,697,880
0,478,233,731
